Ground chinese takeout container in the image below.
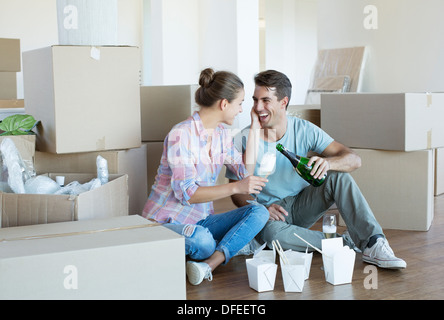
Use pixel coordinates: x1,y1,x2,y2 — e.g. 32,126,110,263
279,249,312,292
321,237,356,285
245,243,277,292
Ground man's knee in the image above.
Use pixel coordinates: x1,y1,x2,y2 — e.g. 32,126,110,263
257,220,287,244
327,171,354,184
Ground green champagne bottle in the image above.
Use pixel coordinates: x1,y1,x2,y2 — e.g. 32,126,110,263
276,143,326,187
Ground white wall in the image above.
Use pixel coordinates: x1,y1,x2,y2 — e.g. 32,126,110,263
145,0,260,129
145,0,200,85
318,0,444,93
0,0,142,98
263,0,318,104
199,0,260,129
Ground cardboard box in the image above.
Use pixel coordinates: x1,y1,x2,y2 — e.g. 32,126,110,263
310,47,366,93
0,72,17,99
0,38,21,71
321,93,444,151
23,45,141,154
348,148,434,231
0,215,186,299
0,100,24,109
140,85,198,141
144,142,164,190
34,145,148,215
56,0,118,46
287,104,321,127
436,148,444,196
0,173,128,228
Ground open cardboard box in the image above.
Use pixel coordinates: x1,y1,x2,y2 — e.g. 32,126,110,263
245,243,277,292
321,237,356,285
0,173,128,227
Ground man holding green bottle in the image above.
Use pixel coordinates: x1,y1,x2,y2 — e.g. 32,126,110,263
227,70,406,269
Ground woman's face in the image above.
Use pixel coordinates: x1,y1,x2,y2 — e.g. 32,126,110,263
223,89,245,125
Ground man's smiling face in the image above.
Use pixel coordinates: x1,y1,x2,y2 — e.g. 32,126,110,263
252,85,288,130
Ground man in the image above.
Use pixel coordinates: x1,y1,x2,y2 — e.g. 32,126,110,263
227,70,406,269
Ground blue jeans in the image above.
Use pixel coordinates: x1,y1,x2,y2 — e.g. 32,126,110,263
164,203,269,264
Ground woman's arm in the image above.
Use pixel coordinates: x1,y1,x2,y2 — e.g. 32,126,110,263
188,175,267,204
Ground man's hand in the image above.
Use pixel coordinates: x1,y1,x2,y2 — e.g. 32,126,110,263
267,203,288,221
307,156,330,179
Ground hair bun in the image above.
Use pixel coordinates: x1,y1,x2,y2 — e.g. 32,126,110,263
199,68,215,88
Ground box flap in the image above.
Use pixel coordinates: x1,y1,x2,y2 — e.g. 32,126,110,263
76,174,128,220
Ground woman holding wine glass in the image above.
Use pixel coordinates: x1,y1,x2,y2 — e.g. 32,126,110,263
142,68,269,285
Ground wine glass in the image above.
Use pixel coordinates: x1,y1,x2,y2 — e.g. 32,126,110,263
248,152,275,204
322,213,337,239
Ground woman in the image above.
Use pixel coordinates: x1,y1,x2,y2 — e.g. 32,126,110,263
142,68,269,286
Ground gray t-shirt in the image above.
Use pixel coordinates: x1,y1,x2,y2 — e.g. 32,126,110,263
226,116,334,206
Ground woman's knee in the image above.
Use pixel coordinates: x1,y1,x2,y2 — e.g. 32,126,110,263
247,203,270,226
185,225,216,260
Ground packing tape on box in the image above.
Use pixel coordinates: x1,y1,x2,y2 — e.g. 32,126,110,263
0,222,162,243
426,93,432,107
427,129,432,149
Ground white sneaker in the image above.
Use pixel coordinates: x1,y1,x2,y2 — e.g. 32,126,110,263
186,261,213,285
362,238,406,269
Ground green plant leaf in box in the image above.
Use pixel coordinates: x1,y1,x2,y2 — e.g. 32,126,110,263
0,114,39,136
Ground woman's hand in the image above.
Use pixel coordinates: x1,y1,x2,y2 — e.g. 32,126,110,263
250,107,261,130
233,175,268,195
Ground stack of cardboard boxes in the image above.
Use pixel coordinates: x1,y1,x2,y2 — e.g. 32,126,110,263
22,45,148,219
321,93,444,231
140,84,198,189
0,38,25,115
0,2,185,299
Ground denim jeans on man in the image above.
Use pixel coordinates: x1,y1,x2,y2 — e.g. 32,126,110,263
164,203,269,264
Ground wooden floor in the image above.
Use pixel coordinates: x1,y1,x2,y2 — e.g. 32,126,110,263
186,194,444,300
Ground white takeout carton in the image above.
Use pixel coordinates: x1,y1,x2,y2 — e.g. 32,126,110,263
245,243,277,292
321,237,356,285
279,250,312,292
285,249,313,280
280,256,305,292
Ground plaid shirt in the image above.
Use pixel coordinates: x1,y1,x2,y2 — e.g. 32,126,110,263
142,112,248,225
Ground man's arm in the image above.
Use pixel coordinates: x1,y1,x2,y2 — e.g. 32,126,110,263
307,141,361,179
